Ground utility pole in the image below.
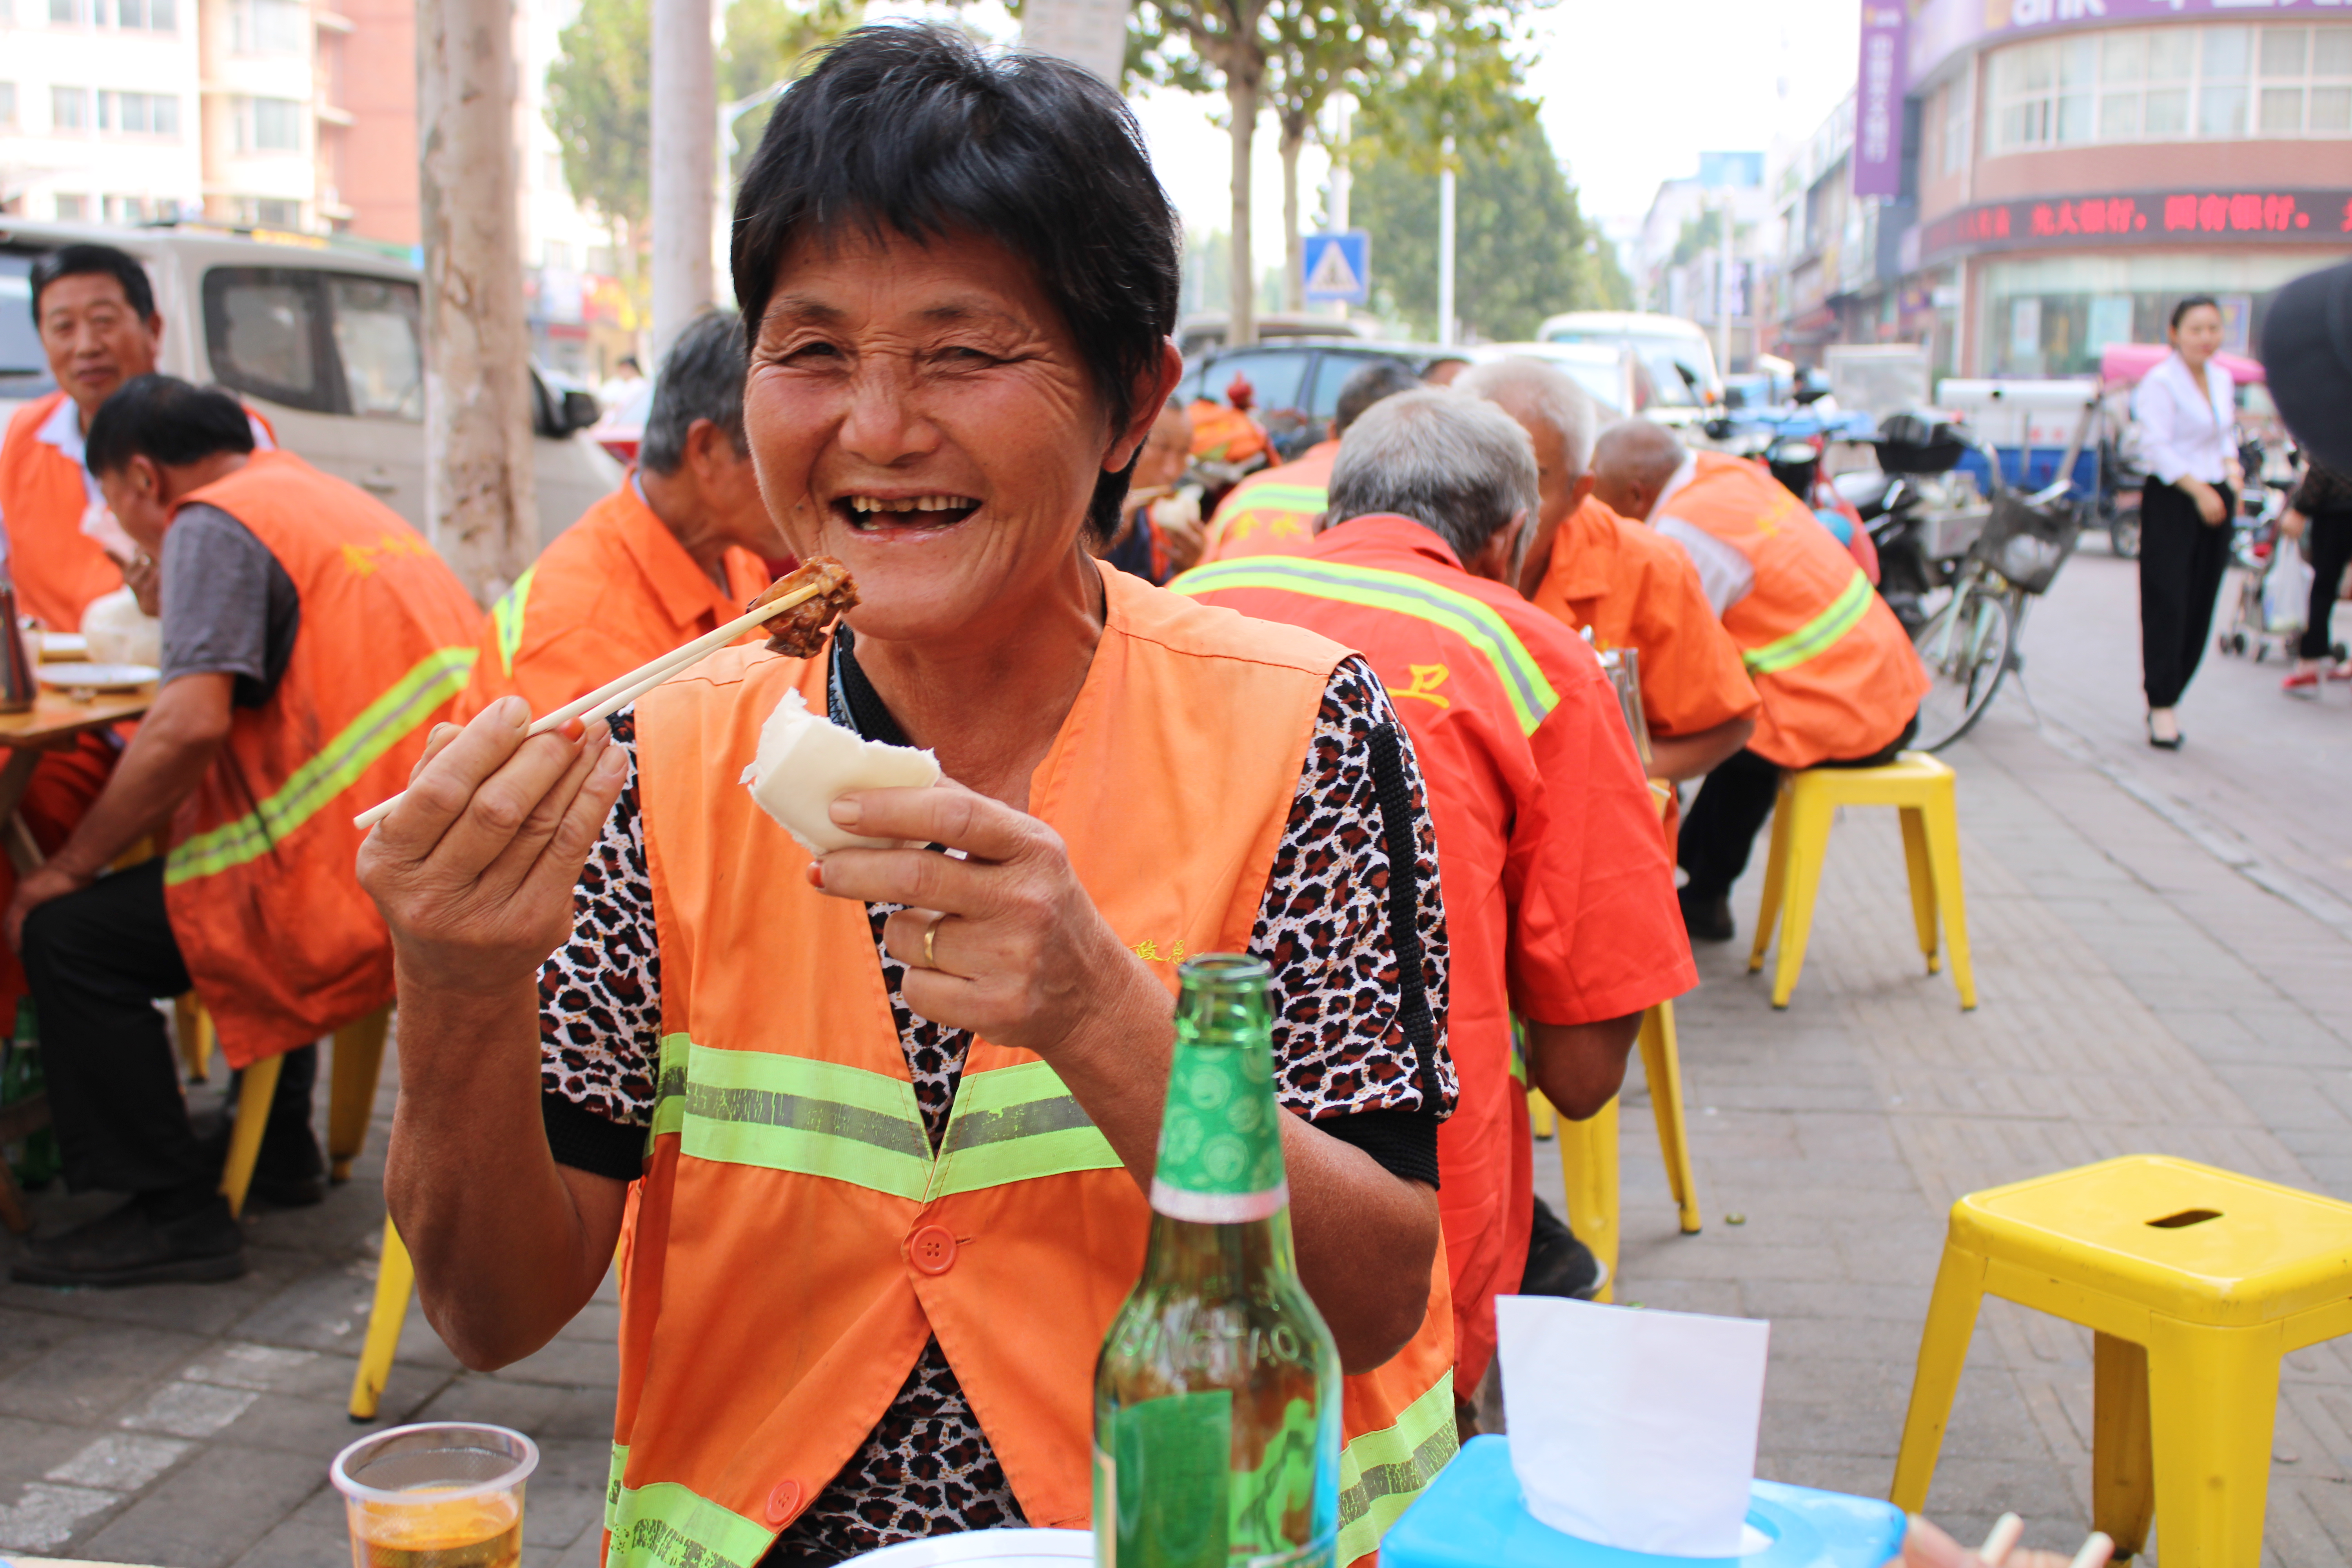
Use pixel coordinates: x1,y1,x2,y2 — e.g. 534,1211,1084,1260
651,0,716,362
1326,103,1351,323
417,0,535,600
1436,144,1457,348
1718,192,1734,374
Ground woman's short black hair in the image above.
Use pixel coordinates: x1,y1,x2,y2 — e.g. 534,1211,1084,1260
730,24,1180,538
2171,294,2223,331
85,375,255,477
31,244,157,324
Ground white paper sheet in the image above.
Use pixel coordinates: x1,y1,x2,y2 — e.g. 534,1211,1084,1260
1494,1294,1770,1557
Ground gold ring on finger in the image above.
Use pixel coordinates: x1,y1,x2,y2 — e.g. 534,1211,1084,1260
923,912,944,969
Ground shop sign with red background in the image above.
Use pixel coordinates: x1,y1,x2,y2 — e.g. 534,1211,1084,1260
1914,188,2352,265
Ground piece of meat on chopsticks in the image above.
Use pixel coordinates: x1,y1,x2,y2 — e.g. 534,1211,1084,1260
750,556,859,657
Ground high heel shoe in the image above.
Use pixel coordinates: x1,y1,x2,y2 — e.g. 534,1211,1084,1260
2147,713,2183,750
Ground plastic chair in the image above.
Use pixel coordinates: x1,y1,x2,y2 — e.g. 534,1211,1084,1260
215,1004,393,1217
1892,1156,2352,1564
1747,752,1975,1011
1554,1000,1704,1301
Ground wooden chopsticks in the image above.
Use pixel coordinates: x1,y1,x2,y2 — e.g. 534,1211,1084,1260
350,577,830,833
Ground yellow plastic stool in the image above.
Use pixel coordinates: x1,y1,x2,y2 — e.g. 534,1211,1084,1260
1553,999,1705,1301
350,1217,416,1421
216,1005,394,1218
1747,751,1975,1011
1892,1156,2352,1564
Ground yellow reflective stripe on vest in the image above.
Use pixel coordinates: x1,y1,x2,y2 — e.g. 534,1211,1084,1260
1229,483,1329,515
1743,568,1874,677
164,646,479,886
1336,1370,1459,1563
659,1040,1119,1200
1176,559,1558,736
673,1041,933,1201
491,565,536,678
605,1447,776,1568
932,1058,1122,1197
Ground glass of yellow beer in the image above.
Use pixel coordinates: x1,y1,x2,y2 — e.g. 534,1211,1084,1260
330,1422,539,1568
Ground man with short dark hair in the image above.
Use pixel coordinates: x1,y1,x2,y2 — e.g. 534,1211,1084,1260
5,375,491,1288
1195,356,1420,563
1180,389,1694,1422
470,310,782,715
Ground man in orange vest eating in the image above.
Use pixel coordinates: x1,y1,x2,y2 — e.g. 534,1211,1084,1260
1197,358,1420,564
472,310,779,717
1591,419,1928,942
1179,389,1694,1417
6,376,490,1288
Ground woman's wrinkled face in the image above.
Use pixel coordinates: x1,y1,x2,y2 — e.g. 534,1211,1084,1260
2172,304,2225,365
744,226,1140,642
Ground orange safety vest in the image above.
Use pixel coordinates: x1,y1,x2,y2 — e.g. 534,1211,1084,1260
1199,440,1338,566
161,450,495,1068
1186,399,1269,466
470,479,771,718
0,391,131,632
1660,452,1928,769
617,568,1458,1568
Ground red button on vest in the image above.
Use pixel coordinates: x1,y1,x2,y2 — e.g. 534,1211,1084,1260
907,1224,958,1275
765,1478,802,1524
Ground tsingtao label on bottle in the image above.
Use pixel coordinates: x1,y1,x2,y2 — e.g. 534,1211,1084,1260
1149,1042,1289,1223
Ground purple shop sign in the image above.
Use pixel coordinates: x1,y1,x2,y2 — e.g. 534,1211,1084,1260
1905,0,2347,88
1854,0,1907,199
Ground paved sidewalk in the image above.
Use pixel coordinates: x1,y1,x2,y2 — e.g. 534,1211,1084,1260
4,670,2350,1563
1536,692,2352,1564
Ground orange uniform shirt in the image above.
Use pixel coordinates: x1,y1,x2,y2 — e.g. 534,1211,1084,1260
1530,494,1760,741
1197,440,1338,564
472,478,772,717
1180,514,1695,1393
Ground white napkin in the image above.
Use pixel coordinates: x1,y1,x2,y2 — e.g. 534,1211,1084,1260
1494,1294,1770,1557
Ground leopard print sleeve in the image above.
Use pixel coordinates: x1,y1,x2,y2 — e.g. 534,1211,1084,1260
538,709,662,1127
1256,656,1457,1121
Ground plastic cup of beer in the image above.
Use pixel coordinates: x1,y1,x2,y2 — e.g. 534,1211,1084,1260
331,1422,539,1568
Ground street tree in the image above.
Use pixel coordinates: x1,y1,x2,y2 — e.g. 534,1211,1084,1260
546,0,652,270
719,0,860,184
1348,111,1629,343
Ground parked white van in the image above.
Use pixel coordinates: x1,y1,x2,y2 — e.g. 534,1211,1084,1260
1535,310,1724,416
0,219,619,548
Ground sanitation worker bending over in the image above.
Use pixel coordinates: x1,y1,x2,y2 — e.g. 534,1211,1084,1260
8,376,491,1287
358,26,1457,1568
470,309,782,718
1590,419,1927,943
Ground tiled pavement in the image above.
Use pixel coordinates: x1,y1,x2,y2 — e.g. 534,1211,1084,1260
4,557,2351,1563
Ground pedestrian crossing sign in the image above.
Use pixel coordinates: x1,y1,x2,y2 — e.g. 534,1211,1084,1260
1303,231,1370,304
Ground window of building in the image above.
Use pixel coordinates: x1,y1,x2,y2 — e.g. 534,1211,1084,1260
0,86,17,127
1938,82,1969,176
98,91,179,136
53,193,86,220
234,196,302,227
99,0,178,28
1987,22,2352,150
236,95,303,152
51,87,86,131
231,0,305,54
47,0,80,23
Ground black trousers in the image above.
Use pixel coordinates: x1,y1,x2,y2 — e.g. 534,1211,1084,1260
1678,714,1920,902
22,858,316,1196
2139,477,2235,710
2299,511,2352,662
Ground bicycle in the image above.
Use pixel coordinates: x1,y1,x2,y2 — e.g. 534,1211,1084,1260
1910,404,2095,751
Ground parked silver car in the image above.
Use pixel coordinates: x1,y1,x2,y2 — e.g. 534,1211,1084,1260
0,218,619,548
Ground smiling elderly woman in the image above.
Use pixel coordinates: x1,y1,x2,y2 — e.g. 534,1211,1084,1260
358,24,1457,1568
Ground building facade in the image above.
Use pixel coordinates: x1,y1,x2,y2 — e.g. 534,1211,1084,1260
1774,0,2352,379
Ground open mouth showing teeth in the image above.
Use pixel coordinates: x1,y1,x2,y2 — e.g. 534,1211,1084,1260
836,494,981,530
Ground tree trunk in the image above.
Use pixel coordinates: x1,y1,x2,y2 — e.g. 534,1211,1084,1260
651,0,716,363
1279,114,1305,314
418,0,536,602
1226,67,1258,348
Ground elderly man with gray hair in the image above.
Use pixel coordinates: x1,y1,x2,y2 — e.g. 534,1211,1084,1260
1179,388,1693,1422
1458,358,1759,787
467,310,786,717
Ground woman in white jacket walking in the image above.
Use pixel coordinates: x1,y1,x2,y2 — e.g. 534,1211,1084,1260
2131,296,2240,749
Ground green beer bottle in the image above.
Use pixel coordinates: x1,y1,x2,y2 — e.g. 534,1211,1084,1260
1094,954,1341,1568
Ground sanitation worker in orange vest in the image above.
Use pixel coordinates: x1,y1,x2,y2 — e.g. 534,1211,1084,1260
1196,358,1421,564
1592,420,1929,944
1457,358,1760,795
470,311,780,719
1178,389,1694,1419
356,33,1461,1565
0,246,282,1031
5,376,494,1290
